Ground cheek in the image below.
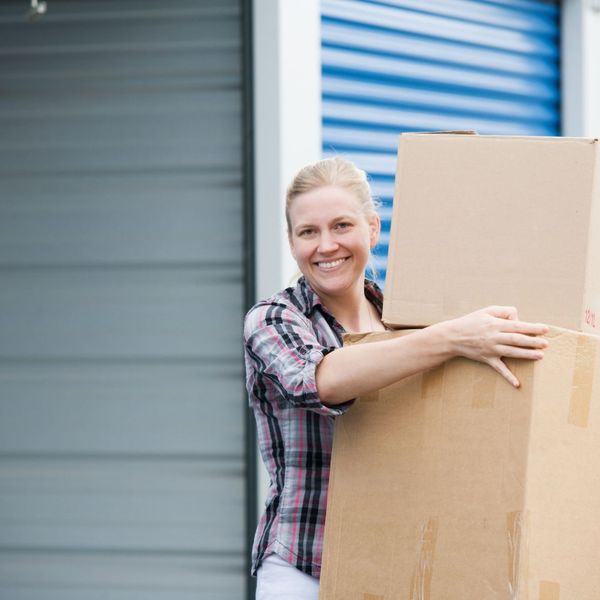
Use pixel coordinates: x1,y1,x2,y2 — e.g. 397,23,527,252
289,239,309,262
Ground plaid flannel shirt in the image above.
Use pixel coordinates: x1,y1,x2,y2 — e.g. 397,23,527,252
244,276,383,578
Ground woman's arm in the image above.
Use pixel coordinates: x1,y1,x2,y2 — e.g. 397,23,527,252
317,306,549,406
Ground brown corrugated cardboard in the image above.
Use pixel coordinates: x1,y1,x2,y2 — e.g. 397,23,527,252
382,134,600,334
320,327,600,600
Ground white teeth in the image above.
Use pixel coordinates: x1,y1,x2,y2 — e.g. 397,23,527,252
318,258,347,269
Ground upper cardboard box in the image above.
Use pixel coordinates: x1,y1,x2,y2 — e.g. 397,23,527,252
382,133,600,333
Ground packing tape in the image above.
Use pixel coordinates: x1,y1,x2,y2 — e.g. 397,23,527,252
343,332,371,345
568,335,596,428
361,390,380,403
506,511,524,599
410,517,438,600
471,368,497,409
420,368,444,446
539,581,560,600
421,368,444,400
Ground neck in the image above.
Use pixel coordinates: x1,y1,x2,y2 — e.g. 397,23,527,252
317,277,381,333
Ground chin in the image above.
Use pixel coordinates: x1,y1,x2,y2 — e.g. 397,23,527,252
311,276,360,296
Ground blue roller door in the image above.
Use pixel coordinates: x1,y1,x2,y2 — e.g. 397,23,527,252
321,0,560,286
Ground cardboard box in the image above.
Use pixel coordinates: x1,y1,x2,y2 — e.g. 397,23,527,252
383,134,600,334
320,328,600,600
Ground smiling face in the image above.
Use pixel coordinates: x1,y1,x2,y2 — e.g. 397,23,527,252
288,185,380,301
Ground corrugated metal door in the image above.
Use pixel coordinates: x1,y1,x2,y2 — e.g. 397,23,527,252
321,0,561,286
0,1,248,598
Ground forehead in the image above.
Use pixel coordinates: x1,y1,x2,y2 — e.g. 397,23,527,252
289,185,362,225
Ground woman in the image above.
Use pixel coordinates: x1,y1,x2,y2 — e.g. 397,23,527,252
244,157,548,600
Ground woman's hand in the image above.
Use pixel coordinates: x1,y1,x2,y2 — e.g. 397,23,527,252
441,306,549,388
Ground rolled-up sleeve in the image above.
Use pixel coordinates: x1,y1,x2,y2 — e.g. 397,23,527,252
244,301,352,416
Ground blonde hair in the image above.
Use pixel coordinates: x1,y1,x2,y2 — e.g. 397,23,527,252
285,157,380,234
285,157,381,279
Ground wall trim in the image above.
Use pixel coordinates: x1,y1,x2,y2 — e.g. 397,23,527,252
251,0,322,519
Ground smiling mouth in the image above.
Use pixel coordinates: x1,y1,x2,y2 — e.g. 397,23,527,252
315,257,349,269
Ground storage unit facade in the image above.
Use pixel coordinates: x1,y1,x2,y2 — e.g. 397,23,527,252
3,0,599,598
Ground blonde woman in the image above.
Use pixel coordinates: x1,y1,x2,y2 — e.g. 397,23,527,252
244,158,548,600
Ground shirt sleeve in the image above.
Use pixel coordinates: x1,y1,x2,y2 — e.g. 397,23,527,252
244,301,353,416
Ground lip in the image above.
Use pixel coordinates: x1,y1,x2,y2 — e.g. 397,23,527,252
314,256,350,270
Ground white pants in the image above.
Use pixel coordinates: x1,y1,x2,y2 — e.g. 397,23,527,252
256,553,320,600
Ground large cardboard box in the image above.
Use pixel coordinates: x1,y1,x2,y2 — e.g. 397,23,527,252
383,134,600,334
320,328,600,600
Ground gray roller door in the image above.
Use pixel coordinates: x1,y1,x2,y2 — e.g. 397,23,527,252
0,1,248,598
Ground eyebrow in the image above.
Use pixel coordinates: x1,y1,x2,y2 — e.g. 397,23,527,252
294,215,356,231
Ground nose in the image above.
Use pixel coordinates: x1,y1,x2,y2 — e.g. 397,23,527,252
318,231,339,253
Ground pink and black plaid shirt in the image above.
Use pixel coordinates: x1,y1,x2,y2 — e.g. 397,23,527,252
244,276,383,578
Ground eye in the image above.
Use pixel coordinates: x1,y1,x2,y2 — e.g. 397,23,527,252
298,228,315,237
335,221,352,231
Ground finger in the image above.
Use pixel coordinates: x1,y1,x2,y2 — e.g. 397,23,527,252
496,332,549,349
495,345,544,360
498,320,549,336
488,357,520,388
485,305,518,320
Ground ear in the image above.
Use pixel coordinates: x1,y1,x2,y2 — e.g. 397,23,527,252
368,214,381,248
